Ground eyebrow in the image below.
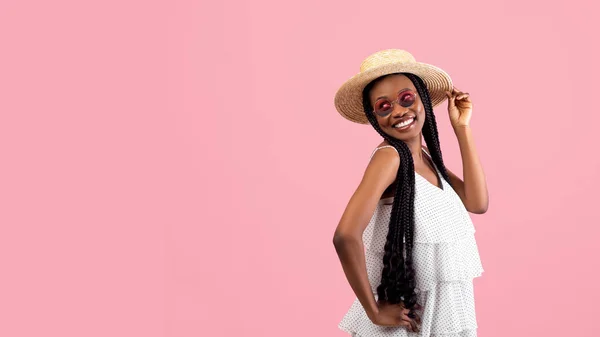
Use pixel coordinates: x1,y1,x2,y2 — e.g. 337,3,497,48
375,88,412,101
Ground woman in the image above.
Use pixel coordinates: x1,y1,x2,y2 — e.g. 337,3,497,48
332,49,488,337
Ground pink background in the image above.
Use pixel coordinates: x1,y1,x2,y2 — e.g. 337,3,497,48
1,0,599,336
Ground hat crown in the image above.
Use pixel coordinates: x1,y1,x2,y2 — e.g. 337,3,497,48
359,49,416,73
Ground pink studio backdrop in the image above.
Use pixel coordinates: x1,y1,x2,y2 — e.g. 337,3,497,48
1,0,599,336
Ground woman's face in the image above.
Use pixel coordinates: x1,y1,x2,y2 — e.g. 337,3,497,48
367,74,425,141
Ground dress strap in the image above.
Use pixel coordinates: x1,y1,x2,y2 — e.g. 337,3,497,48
421,146,441,174
371,145,432,159
421,146,432,158
369,145,398,159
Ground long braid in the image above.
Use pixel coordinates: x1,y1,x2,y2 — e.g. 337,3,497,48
362,73,453,315
363,88,415,307
404,73,452,188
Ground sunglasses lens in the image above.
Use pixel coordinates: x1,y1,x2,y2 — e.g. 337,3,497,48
399,91,416,107
374,99,393,116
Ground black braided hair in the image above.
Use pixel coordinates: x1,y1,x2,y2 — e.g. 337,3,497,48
362,73,454,315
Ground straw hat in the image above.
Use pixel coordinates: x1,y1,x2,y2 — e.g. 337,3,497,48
334,49,453,124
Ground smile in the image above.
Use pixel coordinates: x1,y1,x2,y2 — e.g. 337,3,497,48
393,116,416,131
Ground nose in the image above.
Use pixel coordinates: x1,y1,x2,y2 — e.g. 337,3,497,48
391,102,409,118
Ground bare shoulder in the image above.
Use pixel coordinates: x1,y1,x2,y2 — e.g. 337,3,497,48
334,142,399,237
338,143,399,225
370,139,400,170
370,141,399,164
377,140,390,147
363,143,400,191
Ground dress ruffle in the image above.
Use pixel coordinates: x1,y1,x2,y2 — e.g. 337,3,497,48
363,199,476,249
412,234,484,291
339,282,478,337
364,233,483,293
348,329,477,337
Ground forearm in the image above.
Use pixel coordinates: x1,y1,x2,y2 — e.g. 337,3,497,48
333,233,378,319
453,125,489,212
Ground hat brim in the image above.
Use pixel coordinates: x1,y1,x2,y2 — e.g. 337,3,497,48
334,62,453,124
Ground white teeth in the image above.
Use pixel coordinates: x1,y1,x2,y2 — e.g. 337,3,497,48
394,117,414,128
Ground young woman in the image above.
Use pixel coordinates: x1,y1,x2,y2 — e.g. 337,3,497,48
332,49,488,337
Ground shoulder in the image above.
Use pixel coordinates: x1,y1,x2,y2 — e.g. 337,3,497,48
359,150,399,199
370,142,399,165
378,140,389,147
366,143,400,185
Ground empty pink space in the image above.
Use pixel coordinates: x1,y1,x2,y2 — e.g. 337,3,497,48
0,0,598,336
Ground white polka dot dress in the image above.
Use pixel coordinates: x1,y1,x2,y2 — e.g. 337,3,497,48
338,146,484,337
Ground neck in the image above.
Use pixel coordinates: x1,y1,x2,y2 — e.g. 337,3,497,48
385,136,425,165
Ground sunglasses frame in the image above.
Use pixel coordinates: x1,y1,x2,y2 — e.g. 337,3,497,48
372,89,418,117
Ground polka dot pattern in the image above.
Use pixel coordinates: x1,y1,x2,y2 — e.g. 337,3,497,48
338,146,484,337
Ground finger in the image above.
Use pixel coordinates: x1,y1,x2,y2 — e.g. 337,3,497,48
400,313,412,323
381,320,404,327
405,319,418,333
452,87,461,94
397,308,411,322
413,313,422,326
457,93,469,100
410,324,421,332
394,319,411,327
408,307,421,324
410,320,418,332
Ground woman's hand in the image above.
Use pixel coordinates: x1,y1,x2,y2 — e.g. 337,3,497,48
445,87,472,129
369,301,422,332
